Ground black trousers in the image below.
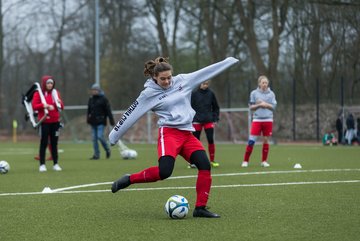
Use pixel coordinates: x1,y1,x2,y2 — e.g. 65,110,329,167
39,122,60,165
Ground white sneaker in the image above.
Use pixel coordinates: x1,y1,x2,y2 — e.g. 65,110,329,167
241,161,249,167
261,161,270,167
39,164,47,172
53,164,62,171
187,164,196,169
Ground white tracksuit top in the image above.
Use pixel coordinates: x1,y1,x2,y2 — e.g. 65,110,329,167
109,57,239,145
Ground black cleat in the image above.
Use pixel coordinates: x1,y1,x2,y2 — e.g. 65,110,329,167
111,174,131,193
90,155,99,160
106,149,111,159
193,206,220,218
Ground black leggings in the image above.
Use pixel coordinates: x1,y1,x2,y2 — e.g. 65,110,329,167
40,122,60,165
193,128,214,144
158,150,211,180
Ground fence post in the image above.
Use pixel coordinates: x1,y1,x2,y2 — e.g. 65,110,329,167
292,78,296,141
316,77,320,142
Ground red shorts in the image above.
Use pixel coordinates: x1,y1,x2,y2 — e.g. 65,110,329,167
193,122,214,131
157,127,205,162
250,121,273,136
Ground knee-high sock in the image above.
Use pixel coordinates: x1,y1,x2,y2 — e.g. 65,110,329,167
243,145,253,162
208,143,215,162
262,143,269,162
196,170,212,207
130,166,161,183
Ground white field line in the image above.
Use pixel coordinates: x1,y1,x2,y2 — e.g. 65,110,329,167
50,168,360,192
0,168,359,197
170,168,360,179
1,180,359,197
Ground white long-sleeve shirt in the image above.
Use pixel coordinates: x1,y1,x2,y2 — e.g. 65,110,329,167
109,57,239,144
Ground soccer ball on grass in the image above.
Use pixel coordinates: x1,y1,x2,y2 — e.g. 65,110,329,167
121,149,138,159
0,160,10,174
164,195,189,219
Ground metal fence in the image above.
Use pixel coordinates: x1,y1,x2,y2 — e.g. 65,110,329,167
2,104,359,143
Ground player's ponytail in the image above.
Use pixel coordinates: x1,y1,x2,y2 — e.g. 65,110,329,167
144,60,156,77
143,57,172,78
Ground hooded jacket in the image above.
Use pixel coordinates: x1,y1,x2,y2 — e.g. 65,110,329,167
249,87,277,121
32,75,64,123
109,57,238,144
87,87,115,126
191,87,220,123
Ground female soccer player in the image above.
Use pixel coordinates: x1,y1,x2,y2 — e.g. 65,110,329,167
191,80,220,167
109,56,239,218
242,75,277,168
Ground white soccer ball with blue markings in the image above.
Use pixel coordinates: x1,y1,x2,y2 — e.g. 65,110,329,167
164,195,189,219
0,160,10,174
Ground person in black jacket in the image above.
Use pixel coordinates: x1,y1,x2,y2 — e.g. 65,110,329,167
191,80,220,167
87,84,115,159
345,113,356,145
335,112,343,144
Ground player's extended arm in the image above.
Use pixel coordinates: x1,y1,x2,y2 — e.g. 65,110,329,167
179,57,239,90
109,93,153,145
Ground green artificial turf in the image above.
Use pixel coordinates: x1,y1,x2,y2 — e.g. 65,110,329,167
0,142,359,241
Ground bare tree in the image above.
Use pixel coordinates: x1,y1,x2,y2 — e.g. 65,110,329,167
235,0,289,83
146,0,169,56
1,0,360,140
44,0,89,94
145,0,184,65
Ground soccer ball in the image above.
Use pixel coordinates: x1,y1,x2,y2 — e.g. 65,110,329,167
164,195,189,219
0,160,10,174
121,149,138,159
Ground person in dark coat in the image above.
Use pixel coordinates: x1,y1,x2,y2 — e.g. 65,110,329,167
335,112,343,144
87,83,115,159
191,80,220,167
345,113,355,145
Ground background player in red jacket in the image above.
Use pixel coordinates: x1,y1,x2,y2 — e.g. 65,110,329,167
32,75,64,172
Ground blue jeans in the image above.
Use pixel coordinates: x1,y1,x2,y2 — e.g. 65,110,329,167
91,124,109,158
